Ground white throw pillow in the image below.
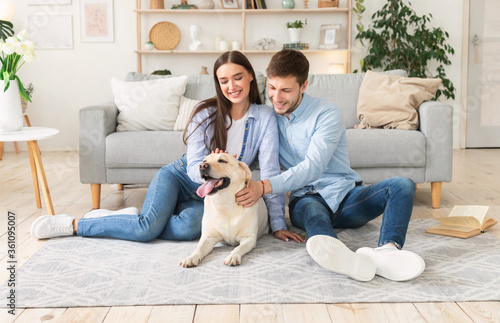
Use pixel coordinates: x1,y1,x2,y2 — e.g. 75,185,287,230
174,96,201,131
111,75,188,131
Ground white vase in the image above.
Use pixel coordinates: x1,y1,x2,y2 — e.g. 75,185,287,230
0,81,24,132
288,28,301,43
198,0,215,9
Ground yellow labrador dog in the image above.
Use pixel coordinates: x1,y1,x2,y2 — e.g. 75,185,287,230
180,152,269,267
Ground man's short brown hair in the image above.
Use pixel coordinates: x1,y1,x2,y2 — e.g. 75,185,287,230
266,49,309,86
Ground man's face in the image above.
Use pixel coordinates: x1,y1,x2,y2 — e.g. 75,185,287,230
267,75,308,118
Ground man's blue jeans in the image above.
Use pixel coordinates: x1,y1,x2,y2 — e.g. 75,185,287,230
289,177,415,248
77,155,204,241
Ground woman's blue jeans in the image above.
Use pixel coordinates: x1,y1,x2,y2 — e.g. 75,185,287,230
77,155,204,241
289,177,415,248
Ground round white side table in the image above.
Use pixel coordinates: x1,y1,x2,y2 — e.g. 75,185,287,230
0,127,59,215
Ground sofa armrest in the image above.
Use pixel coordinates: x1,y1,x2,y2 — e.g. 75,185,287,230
79,102,118,184
418,101,453,183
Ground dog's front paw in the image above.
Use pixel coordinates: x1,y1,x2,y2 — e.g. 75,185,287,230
180,255,201,268
224,253,242,266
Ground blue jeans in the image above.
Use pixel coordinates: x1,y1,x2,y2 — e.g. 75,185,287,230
77,155,204,241
289,177,415,248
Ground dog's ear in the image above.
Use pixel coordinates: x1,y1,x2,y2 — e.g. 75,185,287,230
238,161,252,187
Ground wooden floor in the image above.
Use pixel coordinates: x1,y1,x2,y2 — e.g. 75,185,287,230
1,149,500,323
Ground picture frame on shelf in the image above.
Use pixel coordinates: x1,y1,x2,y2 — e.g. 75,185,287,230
319,24,341,49
80,0,114,42
28,15,73,49
220,0,239,9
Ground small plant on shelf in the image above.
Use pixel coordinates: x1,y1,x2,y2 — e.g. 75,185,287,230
286,19,307,29
151,69,172,76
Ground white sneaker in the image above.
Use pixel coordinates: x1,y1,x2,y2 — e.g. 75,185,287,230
84,207,140,219
306,235,376,282
30,215,75,239
356,244,425,281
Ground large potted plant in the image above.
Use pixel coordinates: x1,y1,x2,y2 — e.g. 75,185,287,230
355,0,455,100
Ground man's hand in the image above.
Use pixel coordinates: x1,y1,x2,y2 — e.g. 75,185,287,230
235,179,262,207
274,230,306,243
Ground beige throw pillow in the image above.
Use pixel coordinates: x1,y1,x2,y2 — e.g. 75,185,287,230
112,75,188,131
355,71,442,130
173,96,201,131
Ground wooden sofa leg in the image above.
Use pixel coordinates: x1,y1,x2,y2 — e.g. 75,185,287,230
91,184,101,209
431,182,442,209
117,184,124,190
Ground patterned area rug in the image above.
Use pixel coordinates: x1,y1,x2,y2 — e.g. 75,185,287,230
2,219,500,307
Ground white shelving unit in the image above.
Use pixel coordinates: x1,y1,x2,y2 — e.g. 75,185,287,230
135,0,352,73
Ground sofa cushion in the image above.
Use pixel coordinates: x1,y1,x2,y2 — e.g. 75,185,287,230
125,72,267,103
346,129,426,168
355,71,442,130
174,96,200,131
112,76,187,131
106,131,187,168
264,70,407,129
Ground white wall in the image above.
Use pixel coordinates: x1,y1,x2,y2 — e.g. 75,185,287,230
7,0,464,151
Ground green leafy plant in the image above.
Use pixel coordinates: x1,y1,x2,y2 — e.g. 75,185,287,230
24,82,34,100
355,0,455,100
353,0,365,35
286,19,307,29
151,69,172,76
0,20,14,41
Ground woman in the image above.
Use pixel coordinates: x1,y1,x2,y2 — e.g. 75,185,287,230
31,51,303,243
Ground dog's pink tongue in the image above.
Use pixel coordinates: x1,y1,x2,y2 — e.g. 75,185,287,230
197,178,219,198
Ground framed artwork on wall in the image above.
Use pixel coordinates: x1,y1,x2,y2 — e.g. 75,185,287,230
319,24,341,49
28,0,71,4
28,15,73,49
80,0,114,42
221,0,239,9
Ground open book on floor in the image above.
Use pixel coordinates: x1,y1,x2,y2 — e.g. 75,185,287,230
426,205,497,239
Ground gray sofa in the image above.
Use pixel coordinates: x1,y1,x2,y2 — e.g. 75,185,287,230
79,71,452,209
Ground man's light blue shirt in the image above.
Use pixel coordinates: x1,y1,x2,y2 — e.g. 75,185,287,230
269,93,363,213
185,104,287,232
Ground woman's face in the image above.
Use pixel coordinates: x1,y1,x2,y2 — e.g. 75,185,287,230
216,62,254,108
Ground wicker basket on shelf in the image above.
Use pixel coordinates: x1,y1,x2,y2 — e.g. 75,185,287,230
318,0,339,7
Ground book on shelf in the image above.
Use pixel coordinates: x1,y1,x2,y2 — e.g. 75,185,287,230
283,43,309,50
246,0,255,9
426,205,497,239
254,0,266,9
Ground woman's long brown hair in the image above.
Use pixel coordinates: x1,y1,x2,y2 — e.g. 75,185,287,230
183,51,262,151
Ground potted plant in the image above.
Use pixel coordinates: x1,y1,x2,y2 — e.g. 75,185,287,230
0,30,37,131
286,19,307,43
21,83,34,113
355,0,455,100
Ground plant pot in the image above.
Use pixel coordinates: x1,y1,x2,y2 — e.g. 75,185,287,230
21,97,28,114
0,82,24,132
288,28,301,43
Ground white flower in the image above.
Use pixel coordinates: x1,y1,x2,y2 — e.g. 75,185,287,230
24,51,36,63
15,42,29,56
2,43,15,55
17,30,27,41
5,36,19,46
23,40,36,52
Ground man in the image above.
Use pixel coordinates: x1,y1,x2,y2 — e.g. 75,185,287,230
236,49,425,282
